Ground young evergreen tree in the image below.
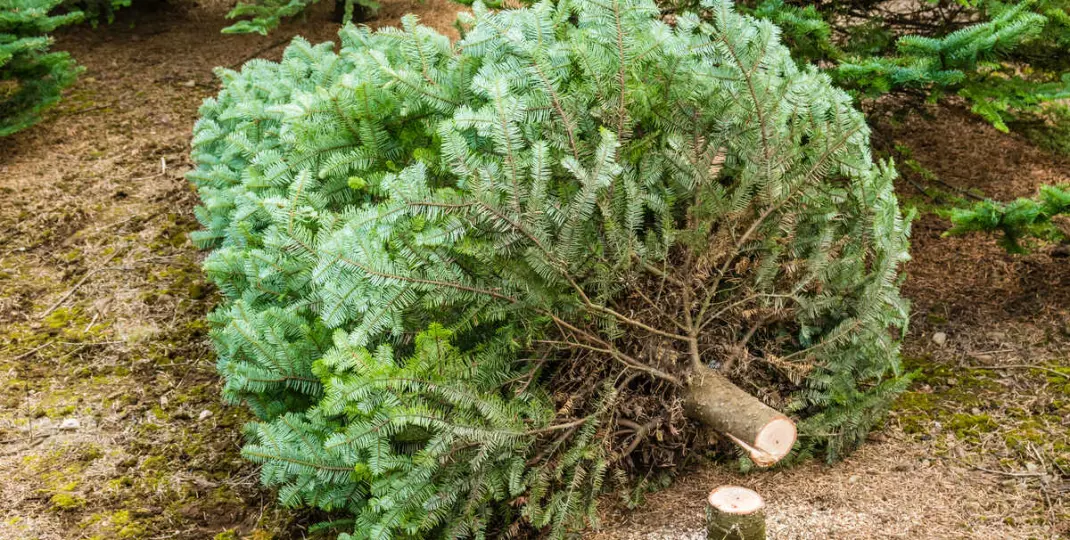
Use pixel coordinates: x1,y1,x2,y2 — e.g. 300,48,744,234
189,0,912,536
733,1,1070,255
948,185,1070,253
66,0,129,25
1,0,83,136
731,0,1070,133
223,0,378,34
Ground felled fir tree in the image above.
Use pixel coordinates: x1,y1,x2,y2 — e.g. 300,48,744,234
1,0,83,136
189,0,912,536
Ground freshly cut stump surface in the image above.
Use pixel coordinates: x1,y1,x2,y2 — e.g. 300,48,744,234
706,485,766,540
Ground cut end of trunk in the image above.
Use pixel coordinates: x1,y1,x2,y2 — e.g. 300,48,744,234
684,367,797,467
753,416,796,464
724,414,796,467
708,486,764,515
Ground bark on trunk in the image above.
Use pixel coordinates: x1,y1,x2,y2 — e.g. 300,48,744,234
683,366,796,466
706,485,766,540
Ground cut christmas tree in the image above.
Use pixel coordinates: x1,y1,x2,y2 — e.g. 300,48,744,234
188,0,912,536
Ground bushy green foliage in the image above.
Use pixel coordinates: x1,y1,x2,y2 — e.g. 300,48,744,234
217,0,1070,132
735,1,1070,251
1,0,83,136
65,0,129,26
189,0,911,535
223,0,378,34
948,185,1070,252
731,0,1070,133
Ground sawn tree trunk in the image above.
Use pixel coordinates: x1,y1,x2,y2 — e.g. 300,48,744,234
684,366,796,466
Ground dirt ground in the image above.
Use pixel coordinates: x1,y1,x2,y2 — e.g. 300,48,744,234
0,2,1067,539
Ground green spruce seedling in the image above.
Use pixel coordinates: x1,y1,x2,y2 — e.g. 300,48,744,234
1,0,83,136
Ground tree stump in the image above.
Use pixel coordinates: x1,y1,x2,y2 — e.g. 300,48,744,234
706,486,766,540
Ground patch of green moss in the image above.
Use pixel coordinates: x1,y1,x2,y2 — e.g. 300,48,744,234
76,444,105,463
188,282,207,300
893,355,1022,442
43,306,88,330
925,312,948,325
947,413,998,441
1044,366,1070,395
173,382,212,405
19,385,87,422
1003,428,1047,450
145,317,212,368
84,510,148,540
901,363,1070,468
150,214,199,254
49,487,86,511
903,356,1000,398
140,455,168,470
0,251,295,539
14,305,113,351
61,248,83,264
107,476,135,490
44,404,77,419
22,449,98,515
892,390,937,434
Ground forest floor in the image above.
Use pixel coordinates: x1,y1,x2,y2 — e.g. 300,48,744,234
0,2,1067,539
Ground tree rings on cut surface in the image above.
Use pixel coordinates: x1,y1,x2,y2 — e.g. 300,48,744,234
706,485,766,540
683,367,797,466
